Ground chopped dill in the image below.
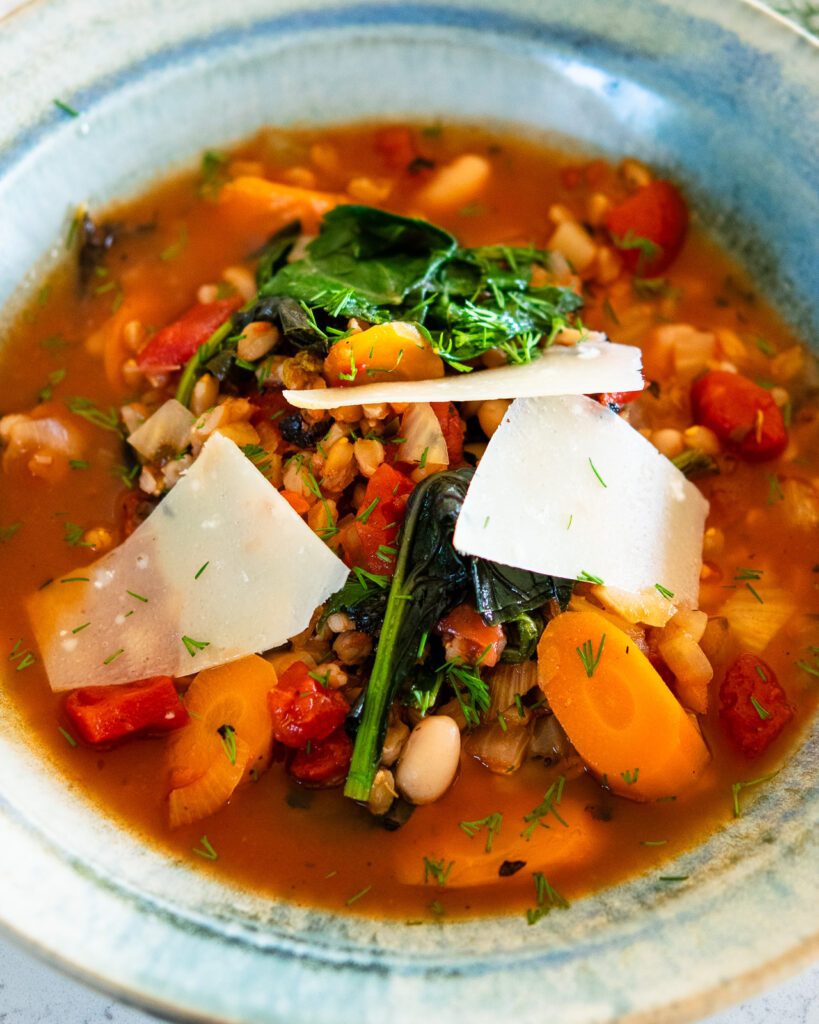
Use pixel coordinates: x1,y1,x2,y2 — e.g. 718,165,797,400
459,812,503,852
182,635,210,657
423,856,454,887
576,634,606,678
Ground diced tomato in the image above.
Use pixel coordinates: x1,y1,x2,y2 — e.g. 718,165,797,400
436,603,506,667
719,654,793,759
374,126,416,171
596,388,645,413
136,297,241,372
64,676,187,746
430,401,466,465
605,180,688,276
268,660,349,749
690,370,787,462
280,490,310,515
289,727,353,787
341,463,414,576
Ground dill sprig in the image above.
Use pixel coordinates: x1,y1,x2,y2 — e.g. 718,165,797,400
459,812,503,852
576,634,606,678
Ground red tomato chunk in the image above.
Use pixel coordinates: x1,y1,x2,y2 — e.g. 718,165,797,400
136,297,241,372
342,463,414,576
605,180,688,276
431,401,466,465
289,727,353,787
691,370,787,462
719,654,793,759
64,676,187,745
268,660,349,749
436,603,506,667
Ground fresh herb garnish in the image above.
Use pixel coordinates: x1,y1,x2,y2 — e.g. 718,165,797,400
576,570,604,585
63,522,93,547
53,98,80,117
182,635,210,657
38,368,67,402
525,872,569,925
422,856,454,886
218,724,237,765
750,696,771,720
195,561,210,580
521,776,568,839
102,648,125,666
0,522,22,543
588,457,607,488
345,885,372,906
193,835,218,861
731,771,778,817
58,726,78,747
459,812,503,852
69,459,90,470
126,590,148,603
621,768,640,786
160,226,188,262
576,634,606,678
670,449,719,479
655,583,675,600
66,397,122,434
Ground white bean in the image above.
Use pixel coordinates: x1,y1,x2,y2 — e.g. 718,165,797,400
395,716,461,805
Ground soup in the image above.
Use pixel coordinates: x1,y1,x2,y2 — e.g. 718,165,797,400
0,123,816,922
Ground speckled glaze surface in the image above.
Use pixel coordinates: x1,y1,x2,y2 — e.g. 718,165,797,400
0,2,817,1023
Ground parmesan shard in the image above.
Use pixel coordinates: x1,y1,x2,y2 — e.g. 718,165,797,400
453,395,709,608
28,433,349,692
284,335,642,409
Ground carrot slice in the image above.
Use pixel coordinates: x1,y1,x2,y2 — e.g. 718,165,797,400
537,610,710,800
167,655,277,827
217,176,343,243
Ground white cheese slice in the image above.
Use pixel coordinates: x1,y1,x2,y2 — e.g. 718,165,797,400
453,395,709,608
284,335,642,409
28,433,349,692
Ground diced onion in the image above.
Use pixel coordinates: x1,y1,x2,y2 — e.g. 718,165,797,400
487,661,538,717
128,399,195,460
396,402,448,466
466,720,530,774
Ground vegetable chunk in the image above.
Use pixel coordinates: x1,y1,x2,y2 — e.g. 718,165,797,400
65,676,187,745
167,655,276,827
719,654,793,759
537,610,710,800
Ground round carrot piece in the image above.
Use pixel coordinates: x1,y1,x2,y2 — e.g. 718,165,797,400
537,610,710,800
324,321,444,387
167,655,277,827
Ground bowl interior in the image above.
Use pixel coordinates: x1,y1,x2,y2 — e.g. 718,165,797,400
0,2,817,1023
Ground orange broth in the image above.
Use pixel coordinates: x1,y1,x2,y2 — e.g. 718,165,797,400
0,123,817,921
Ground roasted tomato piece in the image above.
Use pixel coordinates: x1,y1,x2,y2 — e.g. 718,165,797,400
430,401,466,465
268,660,349,749
605,180,688,276
289,727,353,787
136,297,241,372
719,654,793,759
596,388,645,414
691,371,787,462
436,603,506,667
342,463,414,575
65,676,187,745
374,126,417,170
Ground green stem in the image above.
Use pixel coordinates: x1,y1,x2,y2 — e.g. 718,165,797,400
343,540,413,802
174,298,255,407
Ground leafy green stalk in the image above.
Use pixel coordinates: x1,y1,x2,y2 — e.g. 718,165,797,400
344,470,471,801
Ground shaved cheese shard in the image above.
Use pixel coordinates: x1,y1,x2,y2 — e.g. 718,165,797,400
28,433,349,692
284,334,642,409
453,395,709,608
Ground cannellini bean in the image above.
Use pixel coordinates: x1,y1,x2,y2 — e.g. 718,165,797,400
416,154,491,212
547,220,597,272
321,436,356,492
333,629,373,665
190,373,219,418
478,399,511,438
237,322,280,362
221,265,256,302
395,716,461,804
326,612,354,634
651,428,685,458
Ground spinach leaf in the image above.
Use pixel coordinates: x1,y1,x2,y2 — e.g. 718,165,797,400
470,561,573,624
254,220,301,289
261,205,458,320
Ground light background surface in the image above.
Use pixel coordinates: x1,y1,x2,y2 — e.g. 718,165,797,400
0,0,816,1020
